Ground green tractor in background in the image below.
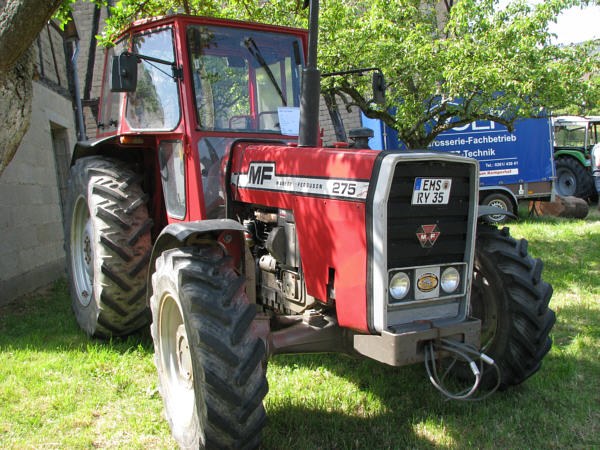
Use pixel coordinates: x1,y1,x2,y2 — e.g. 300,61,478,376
553,116,600,201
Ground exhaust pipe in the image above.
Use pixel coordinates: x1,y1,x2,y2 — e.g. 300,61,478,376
298,0,320,147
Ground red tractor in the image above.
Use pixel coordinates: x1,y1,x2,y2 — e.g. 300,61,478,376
65,2,555,448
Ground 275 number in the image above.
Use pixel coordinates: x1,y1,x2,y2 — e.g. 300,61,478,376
332,182,357,196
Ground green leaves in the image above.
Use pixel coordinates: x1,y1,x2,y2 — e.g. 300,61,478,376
54,0,600,148
311,0,600,148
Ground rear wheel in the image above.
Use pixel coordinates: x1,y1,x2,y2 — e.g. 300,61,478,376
481,192,514,224
470,225,555,389
150,246,268,449
65,156,152,337
555,156,595,200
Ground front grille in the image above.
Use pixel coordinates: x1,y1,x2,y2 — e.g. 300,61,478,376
387,161,471,268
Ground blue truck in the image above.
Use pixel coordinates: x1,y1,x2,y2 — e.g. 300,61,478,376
362,115,555,223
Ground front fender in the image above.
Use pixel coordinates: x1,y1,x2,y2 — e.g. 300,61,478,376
146,219,246,304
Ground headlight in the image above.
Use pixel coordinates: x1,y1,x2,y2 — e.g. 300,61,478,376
389,272,410,300
441,267,460,293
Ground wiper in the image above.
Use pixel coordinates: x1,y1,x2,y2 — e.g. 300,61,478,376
244,38,287,106
124,51,183,81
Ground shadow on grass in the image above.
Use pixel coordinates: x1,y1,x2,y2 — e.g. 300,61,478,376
263,266,600,449
263,404,439,449
2,241,598,448
263,354,447,449
0,278,153,355
263,333,600,449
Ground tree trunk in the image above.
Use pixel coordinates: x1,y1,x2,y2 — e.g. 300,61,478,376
0,0,64,176
0,47,34,176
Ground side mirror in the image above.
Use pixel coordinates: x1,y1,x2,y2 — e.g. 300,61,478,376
111,53,138,93
372,71,386,105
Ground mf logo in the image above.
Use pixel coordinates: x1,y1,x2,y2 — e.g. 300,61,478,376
247,162,275,185
416,224,441,248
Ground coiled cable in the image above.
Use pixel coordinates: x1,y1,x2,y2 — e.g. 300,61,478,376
424,337,501,401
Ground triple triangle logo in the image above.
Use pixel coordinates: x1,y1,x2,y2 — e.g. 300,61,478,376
416,224,441,248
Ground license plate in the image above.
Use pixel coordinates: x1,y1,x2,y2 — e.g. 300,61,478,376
411,178,452,205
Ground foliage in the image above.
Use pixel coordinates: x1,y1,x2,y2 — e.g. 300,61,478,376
53,0,600,149
219,0,600,148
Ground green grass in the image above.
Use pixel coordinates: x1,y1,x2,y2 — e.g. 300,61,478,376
1,206,599,449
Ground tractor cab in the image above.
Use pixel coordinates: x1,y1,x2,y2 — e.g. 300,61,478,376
97,16,307,220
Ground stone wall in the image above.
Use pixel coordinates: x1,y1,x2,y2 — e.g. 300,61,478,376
318,95,363,146
0,83,76,304
0,3,103,304
0,13,79,304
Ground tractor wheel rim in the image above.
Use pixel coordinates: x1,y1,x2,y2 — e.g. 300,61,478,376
160,294,196,427
557,168,576,196
71,196,93,307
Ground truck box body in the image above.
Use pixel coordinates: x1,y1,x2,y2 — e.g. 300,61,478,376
430,118,554,200
362,115,555,202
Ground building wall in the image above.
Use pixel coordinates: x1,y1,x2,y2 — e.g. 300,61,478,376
36,23,70,91
0,83,76,304
319,95,363,146
71,2,110,139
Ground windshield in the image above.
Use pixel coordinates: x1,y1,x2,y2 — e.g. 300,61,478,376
554,124,587,148
554,122,600,149
187,25,303,132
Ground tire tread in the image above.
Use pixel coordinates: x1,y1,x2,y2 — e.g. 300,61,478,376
65,156,151,338
150,248,268,449
474,225,555,389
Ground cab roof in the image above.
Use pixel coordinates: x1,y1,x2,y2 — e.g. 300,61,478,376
120,14,307,40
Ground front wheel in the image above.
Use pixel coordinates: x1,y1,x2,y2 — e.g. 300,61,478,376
150,246,268,449
470,225,555,389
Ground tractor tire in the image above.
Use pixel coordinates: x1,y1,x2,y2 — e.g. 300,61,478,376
150,246,268,449
65,156,152,338
481,192,514,224
470,225,555,389
555,156,595,200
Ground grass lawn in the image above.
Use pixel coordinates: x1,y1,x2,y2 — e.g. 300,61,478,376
1,206,599,449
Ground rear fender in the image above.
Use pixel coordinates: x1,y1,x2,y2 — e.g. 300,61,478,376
146,219,246,304
71,136,121,165
70,135,155,166
555,149,589,167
